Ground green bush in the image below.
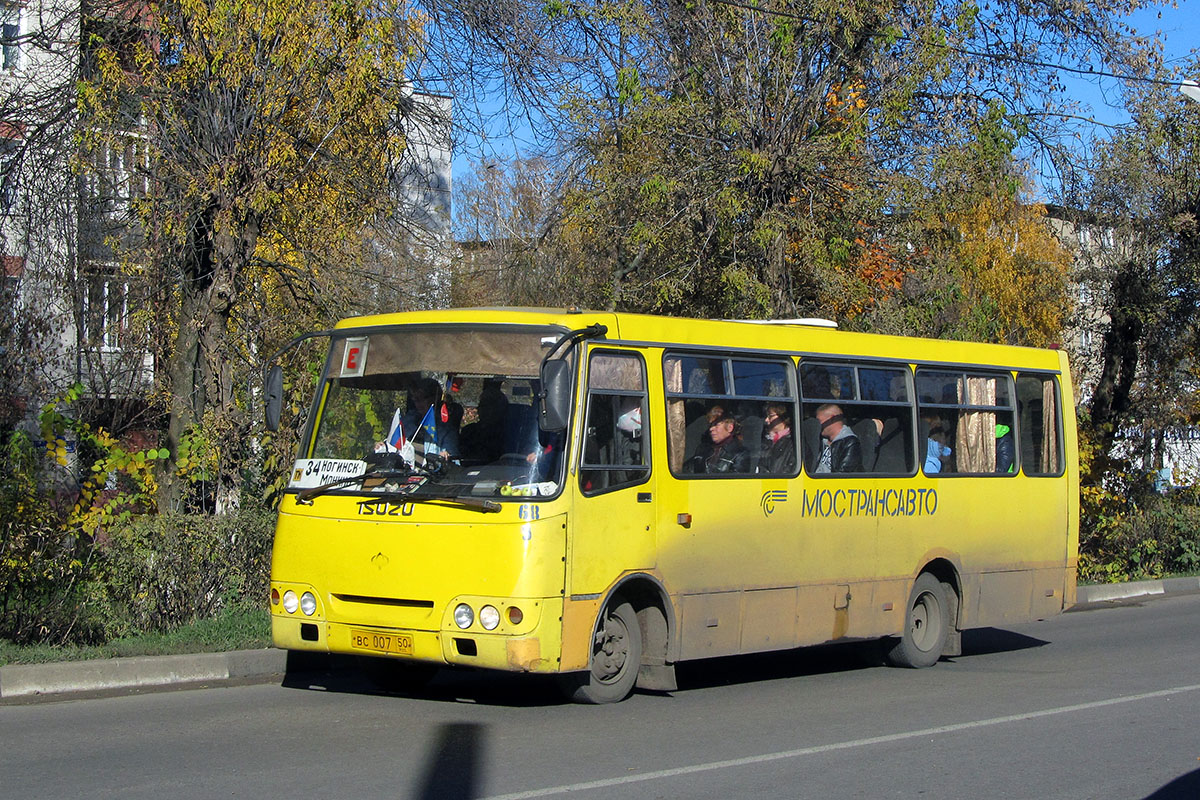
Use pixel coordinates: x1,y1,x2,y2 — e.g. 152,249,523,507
0,430,95,645
92,509,275,638
1079,490,1200,582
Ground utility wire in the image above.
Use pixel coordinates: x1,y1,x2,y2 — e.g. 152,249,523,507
708,0,1194,90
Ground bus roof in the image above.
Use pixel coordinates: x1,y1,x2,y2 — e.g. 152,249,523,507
332,307,1068,372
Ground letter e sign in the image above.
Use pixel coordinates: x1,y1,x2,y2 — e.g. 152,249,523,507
340,337,369,378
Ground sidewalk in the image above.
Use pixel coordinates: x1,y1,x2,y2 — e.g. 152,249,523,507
0,648,287,702
1073,575,1200,605
2,577,1197,702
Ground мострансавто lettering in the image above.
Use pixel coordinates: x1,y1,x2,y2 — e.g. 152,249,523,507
800,487,938,518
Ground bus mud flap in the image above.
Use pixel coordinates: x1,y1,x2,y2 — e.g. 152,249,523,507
637,661,677,692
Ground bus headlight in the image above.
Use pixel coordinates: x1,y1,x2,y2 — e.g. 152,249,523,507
479,605,500,631
454,603,474,629
282,590,299,614
300,592,317,616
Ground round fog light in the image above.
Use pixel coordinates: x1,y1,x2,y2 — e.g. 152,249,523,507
454,603,474,629
282,590,299,614
270,588,280,605
507,606,524,625
300,592,317,616
479,605,500,630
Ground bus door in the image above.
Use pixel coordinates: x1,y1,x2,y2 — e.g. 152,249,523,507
568,348,656,598
657,353,804,660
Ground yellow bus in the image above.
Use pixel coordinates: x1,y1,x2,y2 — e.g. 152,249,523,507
264,308,1078,702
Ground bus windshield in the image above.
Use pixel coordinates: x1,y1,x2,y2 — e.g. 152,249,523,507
296,326,571,500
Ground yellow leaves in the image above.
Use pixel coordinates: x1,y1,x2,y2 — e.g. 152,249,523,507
946,196,1072,346
45,437,69,467
825,80,867,116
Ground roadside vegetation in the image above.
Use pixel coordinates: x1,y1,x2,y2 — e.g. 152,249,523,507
0,609,269,667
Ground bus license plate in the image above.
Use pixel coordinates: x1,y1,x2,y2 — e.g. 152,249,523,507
349,629,413,655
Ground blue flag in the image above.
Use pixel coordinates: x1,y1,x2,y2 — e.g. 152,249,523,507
416,404,438,456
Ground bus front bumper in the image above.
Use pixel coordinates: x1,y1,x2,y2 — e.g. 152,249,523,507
271,598,564,674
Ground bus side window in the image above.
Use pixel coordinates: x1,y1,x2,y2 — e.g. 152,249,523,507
917,370,1016,475
666,354,795,477
1017,374,1062,475
799,361,914,475
581,352,649,495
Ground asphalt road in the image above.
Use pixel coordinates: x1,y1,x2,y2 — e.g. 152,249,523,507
1,593,1197,800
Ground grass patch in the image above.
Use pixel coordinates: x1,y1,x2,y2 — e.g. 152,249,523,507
1078,570,1200,586
0,609,271,667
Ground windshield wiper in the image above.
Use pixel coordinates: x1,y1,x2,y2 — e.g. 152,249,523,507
357,494,502,513
295,467,416,504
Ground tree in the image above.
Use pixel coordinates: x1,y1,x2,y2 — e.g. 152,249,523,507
1075,63,1200,482
849,103,1073,344
79,0,426,508
450,156,574,306
418,0,1154,326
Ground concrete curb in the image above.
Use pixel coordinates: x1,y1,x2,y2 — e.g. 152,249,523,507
1075,576,1200,605
0,648,286,700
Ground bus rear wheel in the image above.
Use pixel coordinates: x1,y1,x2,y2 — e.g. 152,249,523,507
887,573,949,668
560,600,642,704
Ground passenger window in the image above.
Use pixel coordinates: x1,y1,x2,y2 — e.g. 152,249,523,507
667,355,727,395
664,354,797,477
1017,374,1063,476
580,352,649,495
916,370,1017,475
799,362,915,475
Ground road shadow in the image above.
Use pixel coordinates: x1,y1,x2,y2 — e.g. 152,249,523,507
958,627,1050,657
1143,768,1200,799
280,626,1050,705
673,640,884,693
281,651,564,707
412,722,487,800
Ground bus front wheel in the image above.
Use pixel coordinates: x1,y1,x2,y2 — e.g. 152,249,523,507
560,600,642,704
887,573,949,668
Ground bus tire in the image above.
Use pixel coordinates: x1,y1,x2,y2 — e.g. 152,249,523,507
560,600,642,704
357,656,437,693
887,573,949,668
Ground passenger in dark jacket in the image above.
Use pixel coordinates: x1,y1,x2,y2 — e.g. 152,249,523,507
759,403,797,475
814,403,863,473
688,411,751,474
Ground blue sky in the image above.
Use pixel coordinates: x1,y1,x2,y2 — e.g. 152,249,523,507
1068,3,1198,127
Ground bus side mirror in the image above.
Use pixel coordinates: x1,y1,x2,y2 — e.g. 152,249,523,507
540,359,572,432
265,364,284,432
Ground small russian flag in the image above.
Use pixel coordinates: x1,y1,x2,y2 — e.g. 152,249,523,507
387,408,405,450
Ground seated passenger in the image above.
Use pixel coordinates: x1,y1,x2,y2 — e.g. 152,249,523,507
690,403,727,464
379,378,459,460
924,424,952,473
759,403,796,474
687,410,751,474
996,423,1016,473
460,380,508,462
406,378,459,458
814,403,862,473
